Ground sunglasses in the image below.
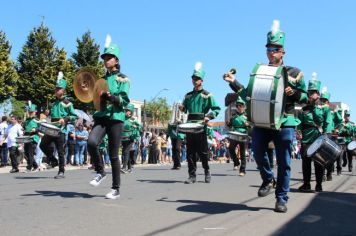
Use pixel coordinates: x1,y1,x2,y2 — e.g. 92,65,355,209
266,48,281,53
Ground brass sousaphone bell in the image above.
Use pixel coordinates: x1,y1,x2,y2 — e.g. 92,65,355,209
73,68,108,110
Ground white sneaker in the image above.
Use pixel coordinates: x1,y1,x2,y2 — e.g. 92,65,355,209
89,174,107,187
105,189,120,199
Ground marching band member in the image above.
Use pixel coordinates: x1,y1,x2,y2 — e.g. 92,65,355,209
167,123,185,170
180,62,221,184
23,102,40,172
224,20,308,212
121,103,141,173
339,111,355,172
40,72,77,179
319,87,336,180
88,35,130,200
226,97,249,176
298,74,329,192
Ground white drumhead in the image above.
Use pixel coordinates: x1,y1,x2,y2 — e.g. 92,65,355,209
307,138,323,157
179,123,203,129
40,123,60,129
250,65,279,128
347,141,356,151
227,131,247,137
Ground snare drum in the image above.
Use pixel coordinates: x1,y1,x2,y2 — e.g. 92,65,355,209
347,140,356,155
307,135,342,167
16,136,32,144
227,131,249,142
38,123,61,137
178,123,204,134
246,64,288,129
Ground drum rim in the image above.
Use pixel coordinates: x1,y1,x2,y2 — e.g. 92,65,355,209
178,123,204,128
40,123,60,129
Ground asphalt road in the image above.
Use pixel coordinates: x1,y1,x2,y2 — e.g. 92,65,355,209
0,160,355,236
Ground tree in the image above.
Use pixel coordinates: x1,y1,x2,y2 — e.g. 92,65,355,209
143,97,172,127
0,31,18,103
10,97,26,119
71,31,104,111
16,23,74,110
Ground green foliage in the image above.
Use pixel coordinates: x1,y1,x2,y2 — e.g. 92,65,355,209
10,97,26,119
16,23,74,110
71,31,105,112
144,97,172,127
0,31,18,103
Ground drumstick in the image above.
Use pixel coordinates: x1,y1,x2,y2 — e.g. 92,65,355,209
223,68,237,80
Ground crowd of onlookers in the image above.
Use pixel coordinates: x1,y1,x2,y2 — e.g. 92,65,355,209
0,113,302,173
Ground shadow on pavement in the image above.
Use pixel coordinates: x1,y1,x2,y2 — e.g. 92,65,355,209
197,173,236,177
21,190,101,199
15,176,51,180
158,198,273,214
272,191,356,236
137,179,184,184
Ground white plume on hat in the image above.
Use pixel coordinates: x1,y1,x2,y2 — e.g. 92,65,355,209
105,34,112,48
195,61,202,71
271,20,280,36
57,71,64,83
311,72,317,80
321,86,328,93
28,100,32,108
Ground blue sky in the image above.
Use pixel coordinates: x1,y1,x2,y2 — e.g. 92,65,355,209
1,0,355,120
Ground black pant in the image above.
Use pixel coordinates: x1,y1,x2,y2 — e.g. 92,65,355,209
171,138,182,168
122,140,134,170
9,146,19,170
24,142,38,170
186,132,209,177
87,118,123,190
228,139,246,172
267,147,274,168
66,141,75,165
342,143,354,169
301,143,324,185
40,133,66,173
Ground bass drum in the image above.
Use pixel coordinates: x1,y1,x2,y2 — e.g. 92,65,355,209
246,64,287,130
178,123,204,134
38,123,61,137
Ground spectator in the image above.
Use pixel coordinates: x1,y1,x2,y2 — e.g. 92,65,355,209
0,116,9,167
5,115,23,173
74,123,89,166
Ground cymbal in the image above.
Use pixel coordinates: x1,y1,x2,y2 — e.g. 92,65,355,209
73,69,97,103
93,79,109,111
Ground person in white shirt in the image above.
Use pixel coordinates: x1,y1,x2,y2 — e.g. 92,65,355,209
0,116,9,167
4,115,23,173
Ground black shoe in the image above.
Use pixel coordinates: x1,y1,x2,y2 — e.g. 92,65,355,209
258,179,274,197
349,166,353,172
9,168,19,173
275,202,287,213
171,166,180,170
298,183,313,193
342,162,347,167
54,172,65,179
205,171,211,183
315,183,323,192
184,176,196,184
326,174,332,181
88,165,95,170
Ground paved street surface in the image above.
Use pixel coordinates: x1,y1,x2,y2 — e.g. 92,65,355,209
0,160,355,236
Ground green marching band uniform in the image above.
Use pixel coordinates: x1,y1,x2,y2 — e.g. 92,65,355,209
23,103,40,171
227,20,307,213
40,72,77,178
297,75,331,192
121,103,141,172
339,110,355,171
182,62,221,184
167,123,185,169
227,96,249,175
87,35,130,199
